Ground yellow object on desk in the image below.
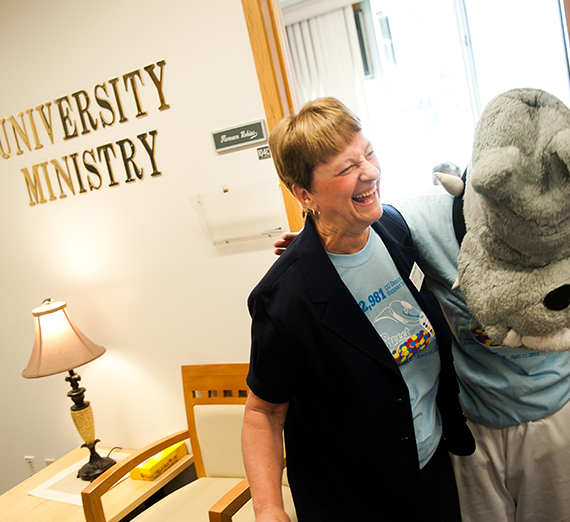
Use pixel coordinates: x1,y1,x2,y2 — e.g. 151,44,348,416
129,441,188,481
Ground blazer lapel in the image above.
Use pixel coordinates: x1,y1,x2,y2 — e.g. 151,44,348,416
296,218,402,376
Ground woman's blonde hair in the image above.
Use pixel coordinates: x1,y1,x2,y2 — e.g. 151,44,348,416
269,97,362,194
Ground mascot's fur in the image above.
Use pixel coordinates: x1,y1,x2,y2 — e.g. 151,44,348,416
448,88,570,351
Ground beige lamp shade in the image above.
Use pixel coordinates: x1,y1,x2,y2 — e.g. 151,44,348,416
22,300,106,379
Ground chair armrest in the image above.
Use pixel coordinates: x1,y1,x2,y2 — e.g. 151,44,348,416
208,477,251,522
82,429,191,522
208,457,287,522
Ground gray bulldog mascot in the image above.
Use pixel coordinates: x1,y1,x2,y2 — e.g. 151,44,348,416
438,88,570,352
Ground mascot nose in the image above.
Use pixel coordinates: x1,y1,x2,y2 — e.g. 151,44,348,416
544,285,570,311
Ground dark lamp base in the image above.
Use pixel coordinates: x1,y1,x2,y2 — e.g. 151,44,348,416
77,439,116,482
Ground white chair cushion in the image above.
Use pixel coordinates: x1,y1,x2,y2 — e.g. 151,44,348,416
194,404,246,477
131,477,247,521
130,477,297,521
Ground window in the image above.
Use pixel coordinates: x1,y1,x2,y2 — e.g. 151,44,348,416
282,0,570,206
375,12,396,66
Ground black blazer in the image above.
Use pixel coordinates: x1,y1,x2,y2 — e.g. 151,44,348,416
247,205,474,521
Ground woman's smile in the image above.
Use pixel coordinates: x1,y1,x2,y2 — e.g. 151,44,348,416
353,185,378,204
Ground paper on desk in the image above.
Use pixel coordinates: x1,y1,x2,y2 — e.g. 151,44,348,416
27,451,129,506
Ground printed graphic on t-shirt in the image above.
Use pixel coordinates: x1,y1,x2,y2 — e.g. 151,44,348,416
330,233,437,368
365,276,435,365
469,324,502,347
467,324,543,363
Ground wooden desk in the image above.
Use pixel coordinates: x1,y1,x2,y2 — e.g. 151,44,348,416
0,446,194,522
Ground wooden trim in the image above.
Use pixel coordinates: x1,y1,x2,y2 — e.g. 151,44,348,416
241,0,305,232
208,478,251,522
208,456,287,522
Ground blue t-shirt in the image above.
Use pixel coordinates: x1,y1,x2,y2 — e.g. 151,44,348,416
399,189,570,428
328,229,442,468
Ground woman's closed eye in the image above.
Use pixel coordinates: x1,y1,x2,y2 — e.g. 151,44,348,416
337,164,357,176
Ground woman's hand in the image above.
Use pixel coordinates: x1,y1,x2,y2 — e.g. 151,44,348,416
273,232,299,255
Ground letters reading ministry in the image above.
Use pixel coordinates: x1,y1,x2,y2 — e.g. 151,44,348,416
0,60,170,206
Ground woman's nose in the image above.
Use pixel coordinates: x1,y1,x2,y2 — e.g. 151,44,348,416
360,159,379,180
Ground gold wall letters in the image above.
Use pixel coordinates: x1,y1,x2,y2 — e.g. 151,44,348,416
0,60,170,206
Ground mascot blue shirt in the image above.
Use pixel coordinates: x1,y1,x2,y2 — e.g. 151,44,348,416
400,189,570,428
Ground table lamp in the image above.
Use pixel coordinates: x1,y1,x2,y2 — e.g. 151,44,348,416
22,298,116,481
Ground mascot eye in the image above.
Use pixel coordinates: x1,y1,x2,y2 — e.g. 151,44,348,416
544,285,570,311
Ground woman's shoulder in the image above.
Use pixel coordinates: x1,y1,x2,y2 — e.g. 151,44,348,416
250,233,307,299
250,219,331,301
375,204,412,242
380,203,405,224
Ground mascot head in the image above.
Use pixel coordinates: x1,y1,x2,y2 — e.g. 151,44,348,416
443,88,570,351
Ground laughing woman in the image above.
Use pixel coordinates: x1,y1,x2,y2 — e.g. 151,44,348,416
241,98,474,522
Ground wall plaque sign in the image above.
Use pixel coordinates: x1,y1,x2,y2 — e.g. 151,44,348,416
257,145,271,160
212,120,267,152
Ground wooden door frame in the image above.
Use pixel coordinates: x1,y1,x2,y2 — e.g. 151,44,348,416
241,0,304,232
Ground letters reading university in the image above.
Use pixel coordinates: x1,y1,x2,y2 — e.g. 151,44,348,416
0,60,170,206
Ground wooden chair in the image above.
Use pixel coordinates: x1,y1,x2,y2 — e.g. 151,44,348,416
82,363,296,522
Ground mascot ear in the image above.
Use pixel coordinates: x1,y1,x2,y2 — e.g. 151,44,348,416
470,146,521,200
547,128,570,179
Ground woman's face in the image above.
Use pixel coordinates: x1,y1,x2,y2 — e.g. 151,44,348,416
294,131,382,247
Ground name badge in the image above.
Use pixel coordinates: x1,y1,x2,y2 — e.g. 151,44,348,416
409,262,425,292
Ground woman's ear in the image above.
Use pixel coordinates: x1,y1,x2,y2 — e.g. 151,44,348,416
292,184,314,211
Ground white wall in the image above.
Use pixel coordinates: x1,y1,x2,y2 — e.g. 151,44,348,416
0,0,286,494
